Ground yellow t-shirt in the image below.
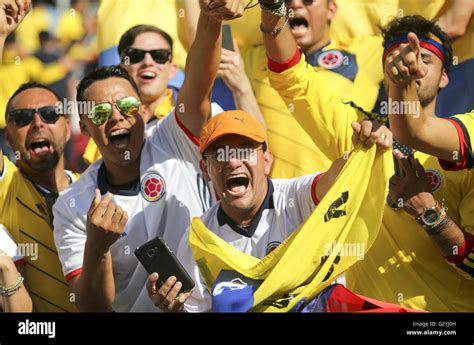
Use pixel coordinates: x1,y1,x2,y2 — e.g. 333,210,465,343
269,54,474,311
82,88,175,165
0,156,79,312
243,35,383,178
56,10,85,45
448,112,474,170
330,0,399,41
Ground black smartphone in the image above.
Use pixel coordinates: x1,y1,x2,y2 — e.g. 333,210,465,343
135,237,195,294
222,24,234,51
393,141,414,177
387,141,414,208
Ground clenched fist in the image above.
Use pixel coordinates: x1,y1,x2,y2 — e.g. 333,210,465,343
86,189,128,254
199,0,245,21
0,0,31,37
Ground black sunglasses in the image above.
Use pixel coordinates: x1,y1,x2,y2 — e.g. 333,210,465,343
7,106,64,127
122,48,172,65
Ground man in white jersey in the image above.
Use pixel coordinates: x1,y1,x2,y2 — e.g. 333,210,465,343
53,0,246,312
145,110,392,312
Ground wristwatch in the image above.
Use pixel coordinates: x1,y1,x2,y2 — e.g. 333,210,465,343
416,202,446,229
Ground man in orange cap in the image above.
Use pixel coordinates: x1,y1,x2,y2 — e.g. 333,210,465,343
146,110,392,312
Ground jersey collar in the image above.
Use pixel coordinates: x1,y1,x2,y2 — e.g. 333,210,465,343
217,179,275,238
97,163,141,196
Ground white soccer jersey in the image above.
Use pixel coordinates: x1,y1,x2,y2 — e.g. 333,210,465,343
53,111,215,312
178,174,322,312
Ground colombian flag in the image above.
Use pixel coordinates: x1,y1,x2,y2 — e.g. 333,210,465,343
190,144,391,312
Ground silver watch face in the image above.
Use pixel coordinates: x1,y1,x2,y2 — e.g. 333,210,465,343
422,208,440,226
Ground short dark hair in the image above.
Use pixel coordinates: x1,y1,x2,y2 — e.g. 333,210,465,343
5,82,60,121
76,65,141,111
118,25,173,58
382,15,453,73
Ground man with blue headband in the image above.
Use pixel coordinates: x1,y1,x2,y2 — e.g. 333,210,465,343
259,2,473,310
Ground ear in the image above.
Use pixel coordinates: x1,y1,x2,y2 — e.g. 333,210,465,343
199,158,211,182
438,69,449,89
168,63,178,81
79,118,90,137
327,0,337,21
4,127,12,148
263,149,274,177
65,117,72,142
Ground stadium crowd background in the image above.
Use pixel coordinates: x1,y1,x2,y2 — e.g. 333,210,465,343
0,0,473,313
1,0,472,175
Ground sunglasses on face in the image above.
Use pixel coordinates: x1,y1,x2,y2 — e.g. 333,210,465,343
88,96,141,126
7,106,64,127
122,47,172,65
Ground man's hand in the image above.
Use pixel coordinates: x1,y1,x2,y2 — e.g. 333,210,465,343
0,0,30,37
351,119,392,151
199,0,245,21
384,32,428,86
388,152,435,217
218,43,248,92
147,273,192,312
86,189,128,254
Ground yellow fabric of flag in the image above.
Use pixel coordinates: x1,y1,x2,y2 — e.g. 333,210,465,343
190,144,390,312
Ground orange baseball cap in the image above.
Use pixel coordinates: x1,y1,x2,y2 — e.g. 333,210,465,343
199,110,267,153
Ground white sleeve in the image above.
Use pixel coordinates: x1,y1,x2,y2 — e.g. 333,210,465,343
53,193,87,279
275,173,323,224
150,110,202,170
176,229,212,312
0,225,22,263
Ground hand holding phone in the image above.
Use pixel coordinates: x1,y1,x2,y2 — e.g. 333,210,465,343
388,141,415,208
136,237,195,312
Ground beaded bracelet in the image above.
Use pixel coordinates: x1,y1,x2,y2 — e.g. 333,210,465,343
260,17,289,36
0,273,24,297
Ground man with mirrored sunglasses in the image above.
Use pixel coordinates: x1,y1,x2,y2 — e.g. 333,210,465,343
53,0,245,312
81,24,224,165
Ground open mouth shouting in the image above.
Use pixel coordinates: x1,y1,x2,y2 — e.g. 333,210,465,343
108,128,131,149
28,137,53,157
138,70,157,83
225,173,250,197
289,15,309,38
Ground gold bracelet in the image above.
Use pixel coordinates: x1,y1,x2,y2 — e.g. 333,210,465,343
0,273,24,297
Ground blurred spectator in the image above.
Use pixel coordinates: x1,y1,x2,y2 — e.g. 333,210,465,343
56,0,89,45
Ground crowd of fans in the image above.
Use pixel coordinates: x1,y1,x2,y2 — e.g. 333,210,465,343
0,0,473,313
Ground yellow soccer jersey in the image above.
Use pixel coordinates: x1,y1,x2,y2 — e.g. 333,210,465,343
82,88,175,165
330,0,398,41
244,36,383,178
0,156,79,312
452,111,474,168
269,53,474,311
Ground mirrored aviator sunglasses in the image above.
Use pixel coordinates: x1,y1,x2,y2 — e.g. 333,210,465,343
122,47,171,64
8,106,63,127
88,96,140,126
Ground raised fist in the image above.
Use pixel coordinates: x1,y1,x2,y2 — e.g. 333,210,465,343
199,0,245,21
0,0,31,37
